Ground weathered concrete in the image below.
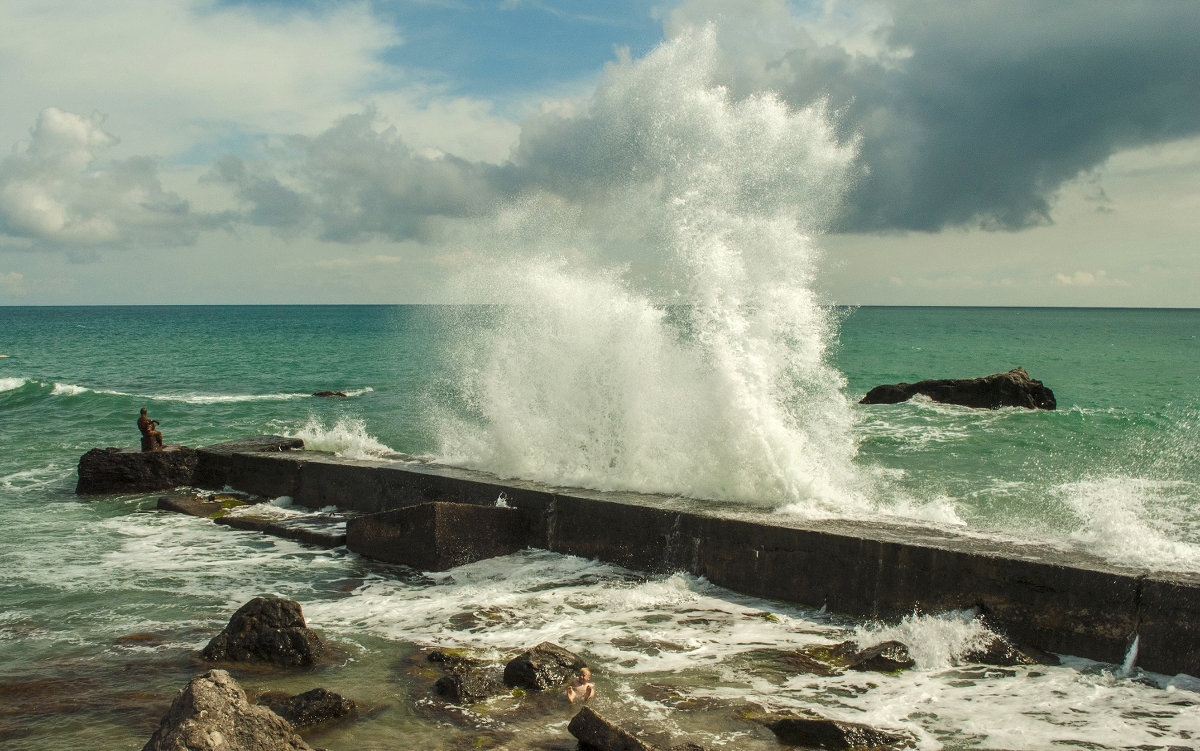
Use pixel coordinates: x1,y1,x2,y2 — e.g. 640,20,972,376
189,437,1200,677
157,493,349,549
346,502,528,570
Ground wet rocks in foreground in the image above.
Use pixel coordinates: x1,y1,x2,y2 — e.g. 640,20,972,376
503,641,587,691
257,687,358,730
434,667,508,705
766,715,909,750
860,367,1056,410
963,634,1061,667
76,445,198,494
845,641,916,673
567,706,654,751
803,640,915,674
201,597,325,668
142,669,314,751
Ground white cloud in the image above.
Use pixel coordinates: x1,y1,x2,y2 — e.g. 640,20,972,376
0,0,399,157
0,108,198,246
0,271,25,296
1054,270,1128,287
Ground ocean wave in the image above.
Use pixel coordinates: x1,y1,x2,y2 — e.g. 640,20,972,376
29,379,373,404
852,609,997,670
1060,476,1200,572
0,376,29,392
289,416,395,460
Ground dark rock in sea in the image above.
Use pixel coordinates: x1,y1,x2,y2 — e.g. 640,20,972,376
503,641,587,691
258,687,358,730
766,715,908,750
860,367,1056,410
963,634,1061,666
311,391,348,397
76,445,198,494
847,640,916,673
568,706,655,751
201,597,324,668
434,668,507,705
142,669,314,751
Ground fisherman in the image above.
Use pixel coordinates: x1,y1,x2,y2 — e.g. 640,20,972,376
564,667,595,703
138,408,163,451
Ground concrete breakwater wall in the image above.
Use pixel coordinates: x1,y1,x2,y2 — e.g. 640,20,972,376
195,437,1200,677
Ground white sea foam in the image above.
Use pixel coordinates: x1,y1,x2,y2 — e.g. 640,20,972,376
50,381,90,396
1060,476,1200,572
852,610,998,670
0,376,28,392
290,416,395,459
434,26,861,513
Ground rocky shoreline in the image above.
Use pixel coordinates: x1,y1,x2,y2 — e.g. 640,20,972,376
142,595,1059,751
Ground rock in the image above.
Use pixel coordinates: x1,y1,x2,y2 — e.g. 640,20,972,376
312,391,347,398
767,716,907,750
76,445,198,494
568,706,655,751
142,669,314,751
847,641,915,672
434,669,507,705
502,641,586,691
201,597,324,667
963,634,1060,666
258,687,358,730
860,367,1056,410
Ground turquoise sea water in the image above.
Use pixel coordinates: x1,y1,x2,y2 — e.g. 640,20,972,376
1,304,1198,750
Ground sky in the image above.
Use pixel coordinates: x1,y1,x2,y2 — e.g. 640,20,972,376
0,0,1197,307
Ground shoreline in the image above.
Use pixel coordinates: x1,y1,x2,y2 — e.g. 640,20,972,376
175,435,1200,677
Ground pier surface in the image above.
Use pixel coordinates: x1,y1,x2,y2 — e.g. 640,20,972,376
194,436,1200,677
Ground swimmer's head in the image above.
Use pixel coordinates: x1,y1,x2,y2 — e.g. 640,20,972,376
579,668,591,680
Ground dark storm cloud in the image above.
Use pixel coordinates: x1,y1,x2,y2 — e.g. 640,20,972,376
211,1,1200,243
765,0,1200,232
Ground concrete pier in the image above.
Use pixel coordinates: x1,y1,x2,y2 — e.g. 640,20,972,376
192,437,1200,677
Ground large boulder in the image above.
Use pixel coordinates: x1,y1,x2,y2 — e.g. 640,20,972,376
767,716,908,750
434,669,507,705
76,445,198,494
568,706,654,751
142,669,314,751
502,641,586,691
860,367,1056,410
201,597,324,667
258,688,358,730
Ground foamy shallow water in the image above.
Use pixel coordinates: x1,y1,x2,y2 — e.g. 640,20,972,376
4,483,1197,750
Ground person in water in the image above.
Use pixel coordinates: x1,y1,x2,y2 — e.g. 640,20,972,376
138,408,163,451
565,667,595,703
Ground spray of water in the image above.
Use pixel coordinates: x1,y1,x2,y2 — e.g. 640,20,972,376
434,26,862,511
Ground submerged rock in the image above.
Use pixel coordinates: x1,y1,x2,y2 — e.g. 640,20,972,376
257,687,358,730
311,391,347,398
846,641,916,673
860,367,1056,410
142,669,313,751
502,641,586,691
201,597,324,668
568,706,655,751
434,668,507,705
766,715,908,750
76,445,198,494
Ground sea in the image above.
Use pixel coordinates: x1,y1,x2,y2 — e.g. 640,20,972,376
1,303,1198,751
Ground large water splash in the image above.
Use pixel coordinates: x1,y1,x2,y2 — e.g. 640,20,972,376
435,26,862,511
